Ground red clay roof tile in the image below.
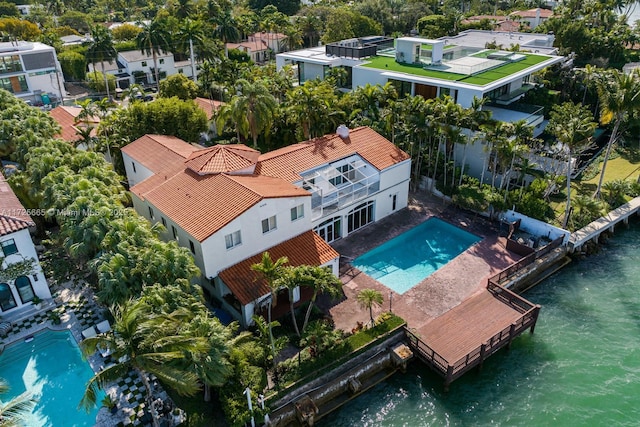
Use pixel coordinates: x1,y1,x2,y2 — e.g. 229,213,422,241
185,144,259,175
256,126,410,182
0,174,34,236
219,230,339,305
136,171,309,242
121,135,201,174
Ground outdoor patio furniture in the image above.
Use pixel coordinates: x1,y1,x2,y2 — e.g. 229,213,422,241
81,326,97,339
96,320,111,334
0,321,12,337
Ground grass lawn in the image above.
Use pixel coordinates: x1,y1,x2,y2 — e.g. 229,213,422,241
584,156,640,184
361,53,550,86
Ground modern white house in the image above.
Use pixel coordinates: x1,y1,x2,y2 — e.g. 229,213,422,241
276,32,565,185
0,41,65,106
0,174,50,315
89,50,198,90
121,126,411,326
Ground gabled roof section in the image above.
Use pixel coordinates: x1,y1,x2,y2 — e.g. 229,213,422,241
194,97,223,119
185,144,259,175
134,172,309,242
49,106,99,142
219,231,339,305
0,174,34,237
255,126,410,182
121,135,200,174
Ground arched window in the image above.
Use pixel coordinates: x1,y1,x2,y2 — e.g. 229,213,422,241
15,275,35,304
0,283,16,311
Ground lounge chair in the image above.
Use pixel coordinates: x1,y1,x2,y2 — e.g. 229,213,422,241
81,326,98,339
0,321,12,337
96,320,111,334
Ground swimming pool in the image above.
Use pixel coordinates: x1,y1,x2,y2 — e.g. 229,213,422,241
0,329,100,426
353,217,481,294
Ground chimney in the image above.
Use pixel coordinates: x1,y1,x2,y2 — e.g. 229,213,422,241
336,124,349,139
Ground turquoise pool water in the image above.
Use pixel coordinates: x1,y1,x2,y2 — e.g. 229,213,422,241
0,329,100,426
321,222,640,426
353,218,481,294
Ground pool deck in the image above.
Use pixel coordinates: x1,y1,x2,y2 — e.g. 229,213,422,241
322,191,523,338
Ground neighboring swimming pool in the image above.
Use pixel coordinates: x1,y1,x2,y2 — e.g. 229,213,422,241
353,217,481,294
0,329,100,426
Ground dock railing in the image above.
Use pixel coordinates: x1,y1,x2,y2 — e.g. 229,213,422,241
488,236,564,286
405,288,541,388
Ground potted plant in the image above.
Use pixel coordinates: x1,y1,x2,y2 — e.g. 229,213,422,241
32,295,42,309
172,407,184,424
101,394,117,414
49,311,61,325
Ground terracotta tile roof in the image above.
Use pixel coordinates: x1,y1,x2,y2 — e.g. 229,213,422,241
121,135,201,174
255,126,410,182
0,174,34,236
49,106,99,142
511,8,553,19
226,40,268,53
194,97,224,119
219,230,339,305
135,171,309,242
185,144,259,175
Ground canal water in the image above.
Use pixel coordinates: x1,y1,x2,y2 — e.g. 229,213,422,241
320,222,640,426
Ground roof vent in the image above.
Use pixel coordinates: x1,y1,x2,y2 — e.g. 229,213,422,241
336,124,349,139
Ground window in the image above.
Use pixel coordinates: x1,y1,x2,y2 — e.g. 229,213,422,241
132,162,136,173
291,204,304,221
161,217,166,227
189,240,195,254
178,69,183,73
142,61,147,67
225,230,242,249
0,283,16,311
172,225,178,241
159,58,165,64
15,276,34,303
314,216,341,243
148,206,155,220
392,194,397,211
347,201,374,233
1,239,18,256
261,215,277,234
0,76,28,94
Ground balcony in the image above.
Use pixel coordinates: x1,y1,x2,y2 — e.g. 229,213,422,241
300,158,380,220
484,103,545,137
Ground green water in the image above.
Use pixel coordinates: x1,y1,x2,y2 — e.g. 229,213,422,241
321,222,640,426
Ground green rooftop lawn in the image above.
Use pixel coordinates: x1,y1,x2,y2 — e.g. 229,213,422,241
361,56,465,81
361,53,551,86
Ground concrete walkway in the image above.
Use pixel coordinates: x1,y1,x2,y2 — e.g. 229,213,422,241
320,192,522,337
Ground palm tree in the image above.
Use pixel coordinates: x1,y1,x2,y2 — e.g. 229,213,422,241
136,19,172,93
0,378,36,427
356,288,384,328
214,12,240,56
251,252,288,368
176,18,205,82
594,69,640,198
85,25,117,100
548,102,597,227
223,79,277,148
299,265,343,332
80,297,211,427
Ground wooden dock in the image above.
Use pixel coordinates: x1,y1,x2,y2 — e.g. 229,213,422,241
405,283,540,390
569,196,640,252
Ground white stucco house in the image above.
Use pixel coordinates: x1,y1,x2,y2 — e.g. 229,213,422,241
0,175,50,315
89,50,198,90
0,41,65,106
121,126,411,326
